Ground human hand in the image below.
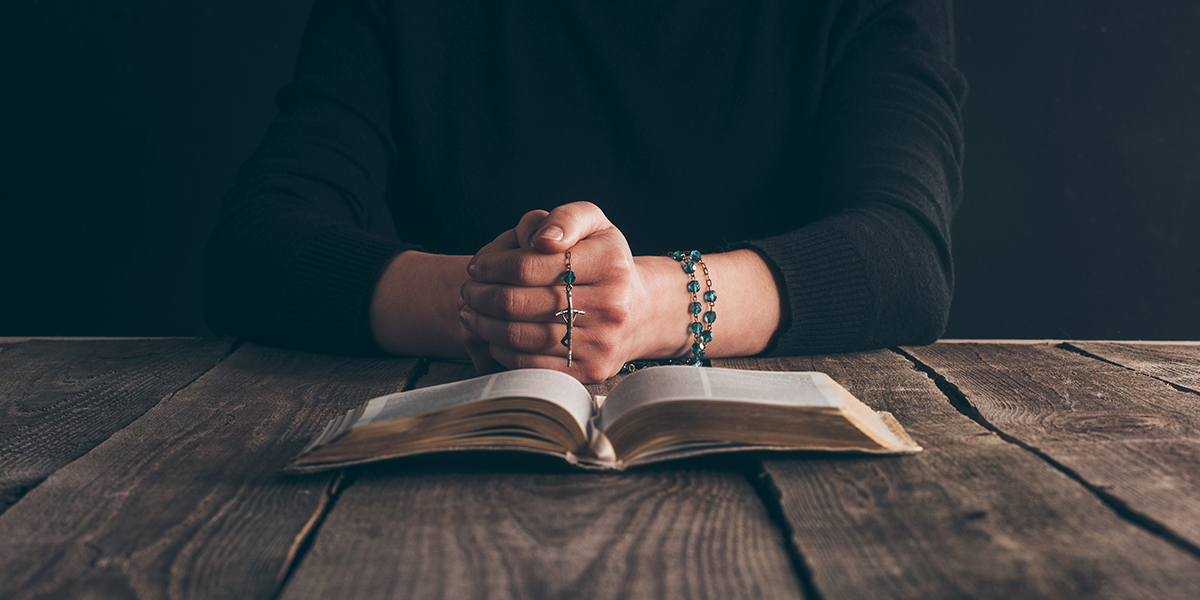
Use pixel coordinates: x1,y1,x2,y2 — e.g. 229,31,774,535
458,202,689,383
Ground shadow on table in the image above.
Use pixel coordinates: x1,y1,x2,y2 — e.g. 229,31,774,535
280,448,898,481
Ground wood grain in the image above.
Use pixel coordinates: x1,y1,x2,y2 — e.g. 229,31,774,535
720,351,1200,600
0,338,235,513
0,344,420,600
1068,341,1200,393
903,343,1200,553
278,362,803,600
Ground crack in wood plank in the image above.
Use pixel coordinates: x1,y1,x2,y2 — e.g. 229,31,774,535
744,464,824,600
892,346,1011,439
273,471,346,591
1061,342,1200,395
267,359,431,600
898,344,1200,561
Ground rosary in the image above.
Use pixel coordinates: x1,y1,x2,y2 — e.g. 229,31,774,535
554,250,585,367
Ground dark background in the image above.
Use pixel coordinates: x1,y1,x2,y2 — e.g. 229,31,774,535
2,1,1198,341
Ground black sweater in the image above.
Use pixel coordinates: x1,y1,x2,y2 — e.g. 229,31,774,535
204,0,966,356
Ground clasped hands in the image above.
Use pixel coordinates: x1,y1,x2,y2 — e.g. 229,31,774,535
458,202,691,383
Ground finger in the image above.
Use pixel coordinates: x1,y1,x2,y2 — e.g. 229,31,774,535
468,247,565,285
460,306,570,356
470,226,630,286
467,227,525,281
549,227,632,282
487,345,617,384
529,201,614,254
461,279,568,321
515,210,549,250
462,325,505,375
488,344,569,371
480,226,521,253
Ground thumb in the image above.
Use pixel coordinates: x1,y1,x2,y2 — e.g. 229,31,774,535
529,201,614,253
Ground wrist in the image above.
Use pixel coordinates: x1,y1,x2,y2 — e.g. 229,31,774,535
702,249,784,356
370,251,472,358
633,255,695,360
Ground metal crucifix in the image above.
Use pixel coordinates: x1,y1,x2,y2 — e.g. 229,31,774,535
555,294,585,367
555,250,585,367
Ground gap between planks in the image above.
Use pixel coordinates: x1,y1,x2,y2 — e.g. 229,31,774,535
744,463,824,600
271,471,349,598
0,338,241,515
1058,342,1200,396
267,358,433,600
892,345,1200,561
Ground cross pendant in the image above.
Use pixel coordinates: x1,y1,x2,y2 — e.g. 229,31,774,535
554,292,586,367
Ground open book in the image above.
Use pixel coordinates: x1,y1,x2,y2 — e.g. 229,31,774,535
285,366,920,473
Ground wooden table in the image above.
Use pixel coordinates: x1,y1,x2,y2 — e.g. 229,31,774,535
2,338,1200,599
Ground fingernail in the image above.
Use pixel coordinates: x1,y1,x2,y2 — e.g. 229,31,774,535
458,307,472,328
467,261,477,277
538,225,564,241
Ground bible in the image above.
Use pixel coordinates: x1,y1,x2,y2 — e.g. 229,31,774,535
285,366,920,473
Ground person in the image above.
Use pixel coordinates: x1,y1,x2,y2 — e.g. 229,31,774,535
203,0,966,383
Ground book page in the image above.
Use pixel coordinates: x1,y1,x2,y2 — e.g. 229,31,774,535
597,366,844,431
354,369,594,435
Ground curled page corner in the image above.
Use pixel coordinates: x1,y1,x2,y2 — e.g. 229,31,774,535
576,411,619,468
564,448,623,471
587,428,617,463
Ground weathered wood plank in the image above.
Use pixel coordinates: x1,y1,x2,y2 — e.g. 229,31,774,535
279,362,803,600
1068,341,1200,393
721,352,1200,600
0,344,420,600
0,338,235,513
903,343,1200,555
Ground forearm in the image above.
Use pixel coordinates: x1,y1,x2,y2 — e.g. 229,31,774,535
370,251,472,358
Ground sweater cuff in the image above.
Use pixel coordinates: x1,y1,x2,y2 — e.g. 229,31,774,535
740,224,871,356
282,226,418,354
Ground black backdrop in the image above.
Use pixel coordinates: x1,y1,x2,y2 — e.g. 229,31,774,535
2,1,1198,341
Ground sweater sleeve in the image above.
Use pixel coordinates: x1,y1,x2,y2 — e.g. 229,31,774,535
203,0,417,354
743,0,967,355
